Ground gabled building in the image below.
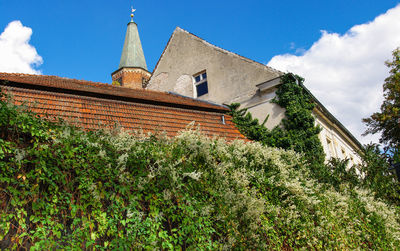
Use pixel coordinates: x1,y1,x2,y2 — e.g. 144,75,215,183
147,27,363,164
0,11,245,141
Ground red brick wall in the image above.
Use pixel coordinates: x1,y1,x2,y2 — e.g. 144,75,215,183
112,68,151,89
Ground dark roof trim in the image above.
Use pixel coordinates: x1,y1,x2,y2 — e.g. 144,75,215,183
292,76,364,150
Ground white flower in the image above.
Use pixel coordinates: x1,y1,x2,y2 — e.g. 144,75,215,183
183,171,202,181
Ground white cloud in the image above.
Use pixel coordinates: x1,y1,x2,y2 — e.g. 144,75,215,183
0,20,43,74
268,5,400,145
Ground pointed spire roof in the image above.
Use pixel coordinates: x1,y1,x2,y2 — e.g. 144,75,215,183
118,7,147,70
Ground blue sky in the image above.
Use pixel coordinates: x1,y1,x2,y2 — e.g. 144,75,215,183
0,0,397,82
1,0,400,144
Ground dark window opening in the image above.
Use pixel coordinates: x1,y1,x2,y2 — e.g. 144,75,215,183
193,71,208,97
196,81,208,97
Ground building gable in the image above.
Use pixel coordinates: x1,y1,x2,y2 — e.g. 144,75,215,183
148,27,282,105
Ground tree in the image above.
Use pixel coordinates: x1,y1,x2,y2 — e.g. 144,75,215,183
363,48,400,154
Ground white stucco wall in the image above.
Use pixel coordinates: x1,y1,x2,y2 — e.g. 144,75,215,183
315,111,362,165
246,85,362,164
238,88,286,129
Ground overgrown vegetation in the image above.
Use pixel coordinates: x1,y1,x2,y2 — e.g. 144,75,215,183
1,89,400,249
228,73,400,206
229,74,325,175
359,144,400,205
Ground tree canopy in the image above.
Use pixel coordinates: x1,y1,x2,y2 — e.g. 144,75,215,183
363,48,400,152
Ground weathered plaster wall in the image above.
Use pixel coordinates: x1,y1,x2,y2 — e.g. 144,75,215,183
148,28,281,105
238,88,286,129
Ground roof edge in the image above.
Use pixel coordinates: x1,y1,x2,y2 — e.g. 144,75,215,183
175,27,284,75
0,72,229,114
167,91,229,110
256,74,363,151
298,81,364,150
151,26,181,76
111,66,151,76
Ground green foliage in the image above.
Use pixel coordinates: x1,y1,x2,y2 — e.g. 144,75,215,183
1,90,400,249
228,74,400,206
361,48,400,206
363,48,400,151
228,73,325,167
321,158,360,190
227,103,272,143
357,144,400,205
272,74,325,166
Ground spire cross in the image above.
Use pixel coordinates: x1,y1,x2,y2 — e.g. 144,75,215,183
130,6,136,22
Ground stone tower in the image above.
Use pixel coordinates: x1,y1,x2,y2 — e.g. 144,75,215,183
111,7,151,89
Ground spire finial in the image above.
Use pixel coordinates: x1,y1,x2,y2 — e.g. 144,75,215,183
130,5,136,22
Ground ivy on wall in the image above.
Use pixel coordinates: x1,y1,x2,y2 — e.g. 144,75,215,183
228,73,325,167
229,74,400,206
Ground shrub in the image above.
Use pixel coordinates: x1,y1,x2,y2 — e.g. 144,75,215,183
1,93,399,249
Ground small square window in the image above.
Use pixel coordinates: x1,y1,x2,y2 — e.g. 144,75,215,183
194,71,208,97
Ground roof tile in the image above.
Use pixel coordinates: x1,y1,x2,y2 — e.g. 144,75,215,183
0,73,246,140
0,72,227,112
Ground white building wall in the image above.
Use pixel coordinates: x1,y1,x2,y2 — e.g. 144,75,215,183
243,86,362,164
315,112,362,165
148,27,362,164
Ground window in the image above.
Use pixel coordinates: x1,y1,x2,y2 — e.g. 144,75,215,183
341,148,346,158
193,71,208,97
326,138,335,157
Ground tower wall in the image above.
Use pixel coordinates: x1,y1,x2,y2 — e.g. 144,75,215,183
112,67,151,89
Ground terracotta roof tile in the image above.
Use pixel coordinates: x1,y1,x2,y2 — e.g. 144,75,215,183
0,72,227,112
0,73,246,140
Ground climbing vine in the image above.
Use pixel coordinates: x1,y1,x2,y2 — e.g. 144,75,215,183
228,73,325,167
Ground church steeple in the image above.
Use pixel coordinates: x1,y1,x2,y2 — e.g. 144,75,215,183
111,6,151,89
